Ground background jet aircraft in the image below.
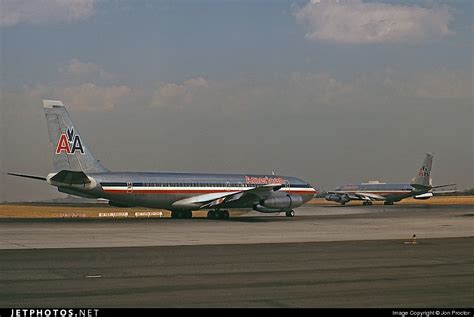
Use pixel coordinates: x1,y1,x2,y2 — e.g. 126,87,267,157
8,100,316,219
325,153,455,205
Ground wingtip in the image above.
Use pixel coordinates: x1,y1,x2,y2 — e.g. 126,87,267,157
43,100,64,108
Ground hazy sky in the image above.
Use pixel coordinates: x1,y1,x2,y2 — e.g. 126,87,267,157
1,0,472,201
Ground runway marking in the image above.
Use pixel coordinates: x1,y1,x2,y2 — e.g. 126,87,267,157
60,213,86,218
135,211,163,218
98,212,129,218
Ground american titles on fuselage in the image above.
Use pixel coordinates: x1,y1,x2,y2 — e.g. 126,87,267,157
244,176,285,185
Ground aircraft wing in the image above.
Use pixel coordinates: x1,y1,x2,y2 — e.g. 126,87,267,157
327,191,387,201
353,192,387,201
327,192,359,199
171,184,283,210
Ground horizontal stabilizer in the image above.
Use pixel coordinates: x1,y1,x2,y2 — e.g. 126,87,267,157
410,183,432,191
50,170,91,185
431,183,457,189
7,172,46,181
43,100,64,108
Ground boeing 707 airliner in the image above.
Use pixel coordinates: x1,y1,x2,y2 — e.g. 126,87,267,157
325,153,454,206
8,100,316,219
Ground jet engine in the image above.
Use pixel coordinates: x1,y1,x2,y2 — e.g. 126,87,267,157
261,194,304,210
413,192,433,200
253,204,282,213
325,194,350,204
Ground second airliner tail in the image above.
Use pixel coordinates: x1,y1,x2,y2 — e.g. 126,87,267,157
411,153,433,188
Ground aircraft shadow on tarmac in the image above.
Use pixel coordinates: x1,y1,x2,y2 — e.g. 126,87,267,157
0,216,285,224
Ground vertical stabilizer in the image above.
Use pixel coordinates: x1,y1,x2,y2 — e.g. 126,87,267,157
43,100,108,173
411,153,433,187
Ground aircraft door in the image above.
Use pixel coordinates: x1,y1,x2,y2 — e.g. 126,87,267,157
127,181,133,194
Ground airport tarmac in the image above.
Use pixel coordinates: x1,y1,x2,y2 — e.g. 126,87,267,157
0,205,473,307
0,205,472,249
1,238,473,307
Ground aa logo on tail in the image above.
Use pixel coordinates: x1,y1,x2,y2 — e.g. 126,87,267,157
418,166,430,177
55,127,85,155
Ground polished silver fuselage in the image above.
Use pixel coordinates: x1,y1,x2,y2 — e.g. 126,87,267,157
67,172,316,210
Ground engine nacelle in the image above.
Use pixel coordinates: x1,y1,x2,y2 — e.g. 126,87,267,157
414,192,433,200
253,204,282,213
325,194,350,204
261,194,304,210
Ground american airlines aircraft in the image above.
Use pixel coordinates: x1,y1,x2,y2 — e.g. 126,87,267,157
8,100,316,219
325,153,454,206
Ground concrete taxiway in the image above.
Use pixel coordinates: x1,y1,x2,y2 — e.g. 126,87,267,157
0,205,472,249
0,205,472,307
1,238,472,307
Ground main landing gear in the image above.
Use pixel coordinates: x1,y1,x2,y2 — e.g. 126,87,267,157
171,210,193,219
285,210,295,217
384,201,394,205
362,201,373,206
207,209,230,220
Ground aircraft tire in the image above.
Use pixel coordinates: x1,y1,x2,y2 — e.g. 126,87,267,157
207,210,217,219
221,210,230,219
207,210,229,220
285,210,295,217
